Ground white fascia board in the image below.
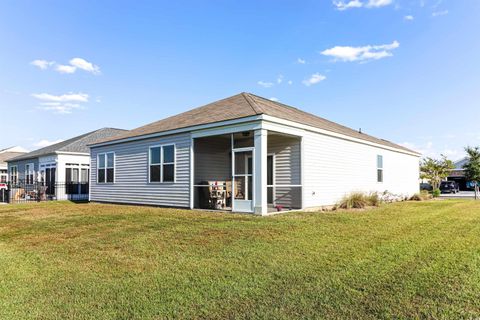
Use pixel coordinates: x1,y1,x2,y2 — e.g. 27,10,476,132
55,151,90,156
260,115,421,157
89,115,264,148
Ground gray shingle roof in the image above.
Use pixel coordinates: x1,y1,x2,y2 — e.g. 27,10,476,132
93,93,419,154
8,128,127,162
0,152,25,166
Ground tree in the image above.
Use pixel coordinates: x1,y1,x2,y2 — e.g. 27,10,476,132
420,155,455,191
463,146,480,200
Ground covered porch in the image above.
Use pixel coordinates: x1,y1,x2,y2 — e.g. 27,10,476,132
192,129,302,214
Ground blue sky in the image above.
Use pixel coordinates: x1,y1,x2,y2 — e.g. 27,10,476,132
0,0,479,160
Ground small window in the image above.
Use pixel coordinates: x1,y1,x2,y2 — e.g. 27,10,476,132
25,163,35,184
149,144,175,183
377,155,383,183
1,171,7,183
97,152,115,183
162,145,175,183
149,147,161,182
10,166,18,185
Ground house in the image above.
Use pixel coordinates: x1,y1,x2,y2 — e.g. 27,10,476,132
0,146,28,203
7,128,126,201
89,93,420,215
447,157,475,190
0,146,28,183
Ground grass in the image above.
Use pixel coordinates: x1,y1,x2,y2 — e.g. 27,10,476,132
1,200,480,319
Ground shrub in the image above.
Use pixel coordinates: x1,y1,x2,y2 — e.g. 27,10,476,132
410,190,433,201
410,193,423,201
366,192,381,206
409,190,434,201
432,188,441,198
337,192,368,209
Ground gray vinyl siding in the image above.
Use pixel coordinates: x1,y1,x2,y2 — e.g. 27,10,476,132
7,158,39,182
267,135,301,209
90,133,191,207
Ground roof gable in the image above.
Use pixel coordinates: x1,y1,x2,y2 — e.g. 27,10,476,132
8,128,127,162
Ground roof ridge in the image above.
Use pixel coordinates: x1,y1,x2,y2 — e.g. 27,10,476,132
0,147,13,153
245,92,419,155
242,92,263,115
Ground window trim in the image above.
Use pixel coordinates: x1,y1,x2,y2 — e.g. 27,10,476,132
25,163,35,185
97,152,115,184
377,154,383,183
10,165,18,185
148,143,176,183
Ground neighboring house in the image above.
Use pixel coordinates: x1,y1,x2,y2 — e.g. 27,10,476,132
7,128,126,200
89,93,420,215
0,146,28,183
447,157,475,190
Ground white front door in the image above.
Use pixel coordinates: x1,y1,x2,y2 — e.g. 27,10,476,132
232,148,254,213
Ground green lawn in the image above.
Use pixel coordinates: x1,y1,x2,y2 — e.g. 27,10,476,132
1,200,480,319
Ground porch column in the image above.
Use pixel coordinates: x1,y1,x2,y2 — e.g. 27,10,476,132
254,129,268,215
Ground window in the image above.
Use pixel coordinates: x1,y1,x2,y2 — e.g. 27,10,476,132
25,163,35,184
97,152,115,183
66,167,79,194
149,144,175,183
10,166,18,185
377,155,383,183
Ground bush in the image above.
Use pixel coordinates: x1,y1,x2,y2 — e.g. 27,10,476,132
366,192,381,206
410,191,433,201
337,192,368,209
432,188,441,198
337,192,384,209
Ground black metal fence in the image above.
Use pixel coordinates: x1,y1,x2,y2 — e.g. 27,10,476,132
1,181,89,204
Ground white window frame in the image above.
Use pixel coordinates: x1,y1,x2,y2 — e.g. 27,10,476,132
97,152,115,184
10,165,18,185
377,154,383,183
25,163,35,184
148,144,176,183
0,170,7,183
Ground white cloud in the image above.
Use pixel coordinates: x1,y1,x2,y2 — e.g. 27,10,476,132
333,0,363,10
321,41,399,62
269,97,279,102
333,0,392,10
30,59,54,70
288,80,293,85
56,64,77,74
404,15,414,20
277,75,284,84
31,57,100,75
34,139,64,148
297,58,306,64
69,58,100,74
365,0,393,8
32,92,89,102
32,92,89,114
432,9,448,17
257,81,274,88
37,102,84,114
302,73,326,86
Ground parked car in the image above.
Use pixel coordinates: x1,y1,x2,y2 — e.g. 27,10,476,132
420,183,433,191
439,181,460,194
